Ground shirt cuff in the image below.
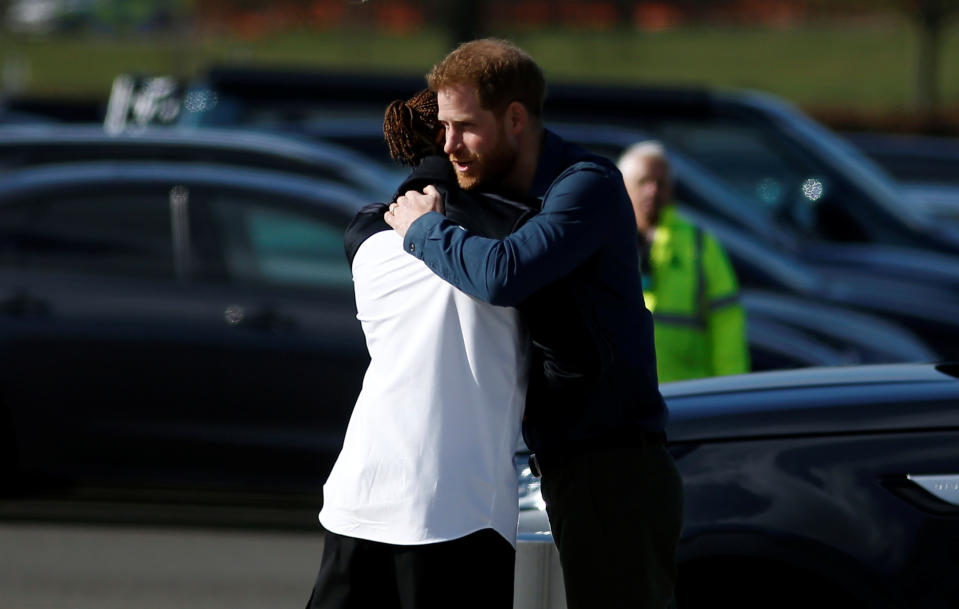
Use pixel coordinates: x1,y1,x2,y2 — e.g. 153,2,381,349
402,211,445,259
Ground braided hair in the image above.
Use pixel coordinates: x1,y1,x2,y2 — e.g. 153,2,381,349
383,88,442,166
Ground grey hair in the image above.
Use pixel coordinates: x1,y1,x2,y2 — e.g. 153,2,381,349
617,140,671,177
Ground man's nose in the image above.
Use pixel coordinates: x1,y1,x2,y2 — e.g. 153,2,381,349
444,129,460,155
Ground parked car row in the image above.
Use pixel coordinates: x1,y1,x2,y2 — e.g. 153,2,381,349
2,70,953,495
158,66,959,295
173,65,959,253
0,122,938,382
2,67,958,609
211,112,957,361
0,122,939,496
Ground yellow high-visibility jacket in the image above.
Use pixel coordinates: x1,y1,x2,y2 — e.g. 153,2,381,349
641,205,750,383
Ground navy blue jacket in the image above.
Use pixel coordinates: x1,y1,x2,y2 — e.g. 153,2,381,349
403,131,666,458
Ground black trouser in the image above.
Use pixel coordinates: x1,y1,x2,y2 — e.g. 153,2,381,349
305,528,515,609
539,436,684,609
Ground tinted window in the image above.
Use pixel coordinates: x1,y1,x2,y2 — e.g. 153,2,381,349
208,194,351,289
655,121,828,230
0,189,175,278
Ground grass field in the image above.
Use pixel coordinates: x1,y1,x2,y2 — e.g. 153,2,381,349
2,18,959,120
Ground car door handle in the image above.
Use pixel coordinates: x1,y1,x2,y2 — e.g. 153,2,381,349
0,291,50,317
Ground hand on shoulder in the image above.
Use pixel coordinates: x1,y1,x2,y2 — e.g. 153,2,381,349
385,184,445,237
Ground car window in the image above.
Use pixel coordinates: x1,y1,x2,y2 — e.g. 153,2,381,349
655,120,827,226
0,189,176,278
207,194,351,290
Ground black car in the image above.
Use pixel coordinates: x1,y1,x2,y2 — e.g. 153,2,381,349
0,160,371,495
518,362,959,609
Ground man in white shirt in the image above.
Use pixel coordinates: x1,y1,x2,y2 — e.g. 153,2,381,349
304,90,536,609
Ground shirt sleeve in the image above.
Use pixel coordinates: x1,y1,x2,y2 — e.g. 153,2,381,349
403,162,620,306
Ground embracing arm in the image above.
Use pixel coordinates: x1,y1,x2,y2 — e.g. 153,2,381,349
396,163,622,306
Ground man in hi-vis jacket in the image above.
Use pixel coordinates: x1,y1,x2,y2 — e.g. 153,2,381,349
619,140,750,383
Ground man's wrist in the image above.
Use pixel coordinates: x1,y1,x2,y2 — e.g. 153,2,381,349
402,211,445,259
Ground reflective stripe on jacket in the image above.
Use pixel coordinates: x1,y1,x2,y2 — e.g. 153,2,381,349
642,205,749,383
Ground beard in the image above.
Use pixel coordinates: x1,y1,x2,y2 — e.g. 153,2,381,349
452,128,517,191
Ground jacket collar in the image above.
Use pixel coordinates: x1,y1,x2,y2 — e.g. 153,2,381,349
528,129,565,201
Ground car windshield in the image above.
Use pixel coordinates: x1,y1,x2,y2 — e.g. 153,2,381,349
749,91,934,213
654,119,818,219
575,91,943,247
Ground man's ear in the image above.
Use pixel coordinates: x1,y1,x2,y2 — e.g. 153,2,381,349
506,101,527,135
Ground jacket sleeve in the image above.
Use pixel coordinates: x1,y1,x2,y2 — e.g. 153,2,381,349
402,162,619,306
702,232,751,376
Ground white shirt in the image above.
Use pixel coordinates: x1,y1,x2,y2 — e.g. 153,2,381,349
319,229,528,547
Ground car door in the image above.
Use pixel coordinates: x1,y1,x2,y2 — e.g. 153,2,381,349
0,182,226,486
182,185,368,492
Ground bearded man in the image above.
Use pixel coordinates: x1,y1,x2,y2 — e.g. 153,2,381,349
387,38,684,609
